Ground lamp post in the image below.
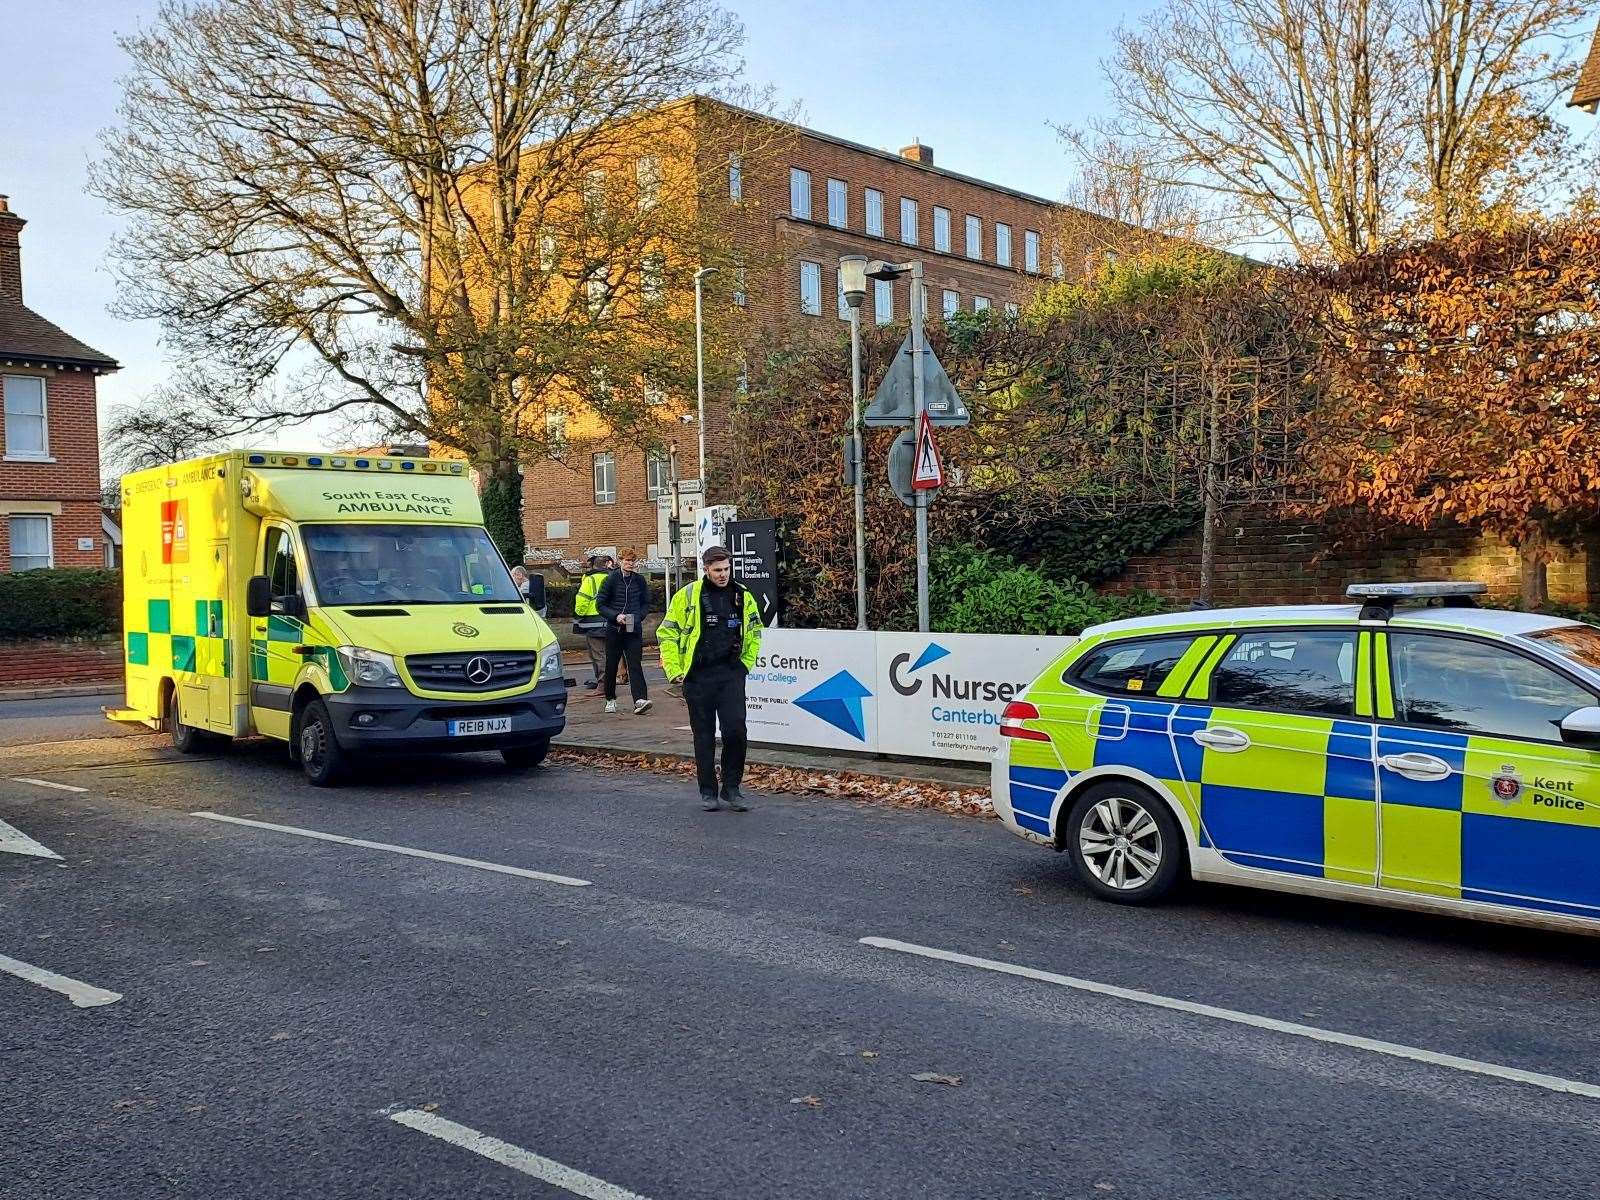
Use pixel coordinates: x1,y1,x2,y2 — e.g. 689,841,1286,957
839,254,869,630
693,266,719,493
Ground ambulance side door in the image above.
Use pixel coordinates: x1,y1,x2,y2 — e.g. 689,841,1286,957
248,523,309,741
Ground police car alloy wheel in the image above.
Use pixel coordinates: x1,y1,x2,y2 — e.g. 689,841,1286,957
1065,782,1183,905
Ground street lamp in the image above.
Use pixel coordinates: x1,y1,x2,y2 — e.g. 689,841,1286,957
839,254,869,630
693,266,719,494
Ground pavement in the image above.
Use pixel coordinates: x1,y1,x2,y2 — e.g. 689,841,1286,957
3,694,1600,1199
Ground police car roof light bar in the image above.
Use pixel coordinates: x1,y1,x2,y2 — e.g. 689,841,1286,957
1346,581,1487,620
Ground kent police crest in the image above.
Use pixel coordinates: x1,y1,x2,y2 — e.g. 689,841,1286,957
1490,764,1522,805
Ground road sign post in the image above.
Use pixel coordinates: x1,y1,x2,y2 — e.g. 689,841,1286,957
908,262,930,632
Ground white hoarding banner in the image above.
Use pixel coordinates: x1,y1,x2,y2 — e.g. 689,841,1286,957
745,629,879,753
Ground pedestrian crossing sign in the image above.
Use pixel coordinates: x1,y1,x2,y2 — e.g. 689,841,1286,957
912,412,944,490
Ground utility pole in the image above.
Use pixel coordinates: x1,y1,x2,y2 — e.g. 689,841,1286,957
693,266,718,494
908,261,929,632
839,254,869,630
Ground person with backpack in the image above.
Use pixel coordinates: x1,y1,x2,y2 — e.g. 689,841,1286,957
571,553,613,690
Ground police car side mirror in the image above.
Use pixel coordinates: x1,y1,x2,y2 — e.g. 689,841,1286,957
1558,706,1600,748
246,575,272,618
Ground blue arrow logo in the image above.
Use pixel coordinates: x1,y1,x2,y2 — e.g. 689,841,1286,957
909,642,951,673
794,670,873,742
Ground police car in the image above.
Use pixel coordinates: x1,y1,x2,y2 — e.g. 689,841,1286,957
993,583,1600,933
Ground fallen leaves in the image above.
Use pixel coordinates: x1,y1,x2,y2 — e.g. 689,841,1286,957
789,1095,823,1108
910,1072,963,1086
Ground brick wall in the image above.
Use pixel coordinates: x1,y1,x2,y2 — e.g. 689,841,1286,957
1102,510,1600,608
0,368,106,570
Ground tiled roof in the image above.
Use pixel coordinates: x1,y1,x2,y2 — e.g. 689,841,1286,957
1572,22,1600,110
0,297,118,370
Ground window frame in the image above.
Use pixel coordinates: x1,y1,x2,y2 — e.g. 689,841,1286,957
645,452,671,500
635,155,661,211
973,295,990,312
7,513,52,571
1024,229,1041,273
900,197,919,246
865,188,885,237
789,167,812,220
933,206,951,254
592,451,617,505
1066,632,1204,699
826,178,848,229
798,259,823,316
964,214,982,260
873,277,893,325
941,288,959,318
3,374,49,460
837,269,851,321
995,222,1012,267
1207,626,1362,720
728,153,743,201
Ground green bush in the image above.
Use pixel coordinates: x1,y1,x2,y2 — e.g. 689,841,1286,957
0,569,122,639
929,544,1170,636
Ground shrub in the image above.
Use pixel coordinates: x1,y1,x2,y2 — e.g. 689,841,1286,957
930,544,1169,636
0,569,122,639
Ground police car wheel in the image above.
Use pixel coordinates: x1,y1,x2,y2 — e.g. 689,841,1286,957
501,740,549,770
296,698,349,787
1065,782,1183,905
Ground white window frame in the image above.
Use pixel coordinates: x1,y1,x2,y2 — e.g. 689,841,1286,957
732,263,747,307
641,252,666,306
2,375,49,461
1004,301,1020,318
799,260,823,316
644,376,667,406
790,167,812,219
545,409,568,457
965,214,981,260
8,513,52,571
646,452,671,499
728,153,743,201
974,295,991,312
837,270,851,321
635,155,661,211
874,278,893,325
584,169,606,218
1024,229,1041,274
900,197,919,246
865,188,884,237
592,451,617,505
933,207,951,254
827,178,848,229
941,289,959,318
996,223,1012,267
538,233,557,273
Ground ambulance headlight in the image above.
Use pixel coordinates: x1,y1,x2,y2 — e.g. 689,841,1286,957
336,645,404,688
537,642,563,682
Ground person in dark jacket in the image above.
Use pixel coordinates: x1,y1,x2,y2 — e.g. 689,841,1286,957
596,548,652,714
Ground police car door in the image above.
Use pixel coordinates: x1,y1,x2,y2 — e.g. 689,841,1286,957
1379,631,1600,920
1184,628,1376,884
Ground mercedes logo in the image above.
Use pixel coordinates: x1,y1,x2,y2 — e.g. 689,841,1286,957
464,655,494,685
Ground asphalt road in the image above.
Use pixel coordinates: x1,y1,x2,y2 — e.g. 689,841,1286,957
2,700,1599,1199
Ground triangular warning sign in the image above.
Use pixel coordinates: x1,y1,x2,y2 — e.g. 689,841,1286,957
912,412,944,489
864,334,971,427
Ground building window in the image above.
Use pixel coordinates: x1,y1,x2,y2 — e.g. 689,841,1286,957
538,233,557,273
641,253,666,306
942,289,959,318
1004,301,1020,318
729,153,743,201
827,178,848,229
996,223,1012,267
732,263,747,307
790,167,812,219
933,206,951,254
865,188,884,237
2,376,47,459
1024,229,1040,273
546,409,568,456
874,278,893,325
799,260,822,316
646,452,671,499
583,169,606,218
837,270,851,320
974,295,991,312
965,214,981,260
900,197,918,245
8,515,51,571
644,376,667,406
736,355,749,396
636,155,661,211
585,268,610,317
592,452,617,505
1052,243,1065,279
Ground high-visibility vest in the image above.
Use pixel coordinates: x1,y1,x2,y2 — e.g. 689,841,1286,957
659,578,764,679
574,570,607,618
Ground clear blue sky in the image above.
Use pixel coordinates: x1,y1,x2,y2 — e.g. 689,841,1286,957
0,0,1152,438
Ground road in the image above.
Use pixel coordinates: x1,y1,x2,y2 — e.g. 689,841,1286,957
2,695,1598,1199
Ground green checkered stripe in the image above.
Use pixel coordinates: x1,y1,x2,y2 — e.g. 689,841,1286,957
248,616,349,690
127,598,231,679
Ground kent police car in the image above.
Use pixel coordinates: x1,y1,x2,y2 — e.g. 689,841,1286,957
993,583,1600,933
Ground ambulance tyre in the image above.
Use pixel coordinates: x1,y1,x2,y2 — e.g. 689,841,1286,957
1064,780,1184,905
501,740,549,769
167,687,214,755
295,697,349,787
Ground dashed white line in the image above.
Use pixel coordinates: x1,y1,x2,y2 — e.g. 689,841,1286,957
0,817,61,860
8,777,88,793
0,953,121,1008
192,812,592,887
385,1107,649,1199
861,935,1600,1102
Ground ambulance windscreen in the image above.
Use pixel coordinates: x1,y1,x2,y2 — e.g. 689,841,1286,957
301,523,521,606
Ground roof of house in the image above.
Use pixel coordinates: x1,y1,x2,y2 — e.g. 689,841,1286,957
0,298,119,372
1571,23,1600,110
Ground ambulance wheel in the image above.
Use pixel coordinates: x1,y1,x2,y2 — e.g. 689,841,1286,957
168,688,210,755
501,740,549,770
295,698,349,787
1064,781,1184,905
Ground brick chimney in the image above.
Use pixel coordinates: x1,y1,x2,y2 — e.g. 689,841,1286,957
0,194,24,304
899,140,933,167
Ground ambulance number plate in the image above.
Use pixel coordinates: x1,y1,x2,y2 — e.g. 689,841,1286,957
449,716,512,736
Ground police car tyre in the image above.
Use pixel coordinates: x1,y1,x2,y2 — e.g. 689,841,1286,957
295,697,349,787
1065,781,1184,905
501,740,549,769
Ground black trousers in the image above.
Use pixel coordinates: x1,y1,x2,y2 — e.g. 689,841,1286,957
604,629,647,701
683,661,747,796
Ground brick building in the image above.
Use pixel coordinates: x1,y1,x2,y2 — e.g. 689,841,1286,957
520,99,1080,564
0,193,119,571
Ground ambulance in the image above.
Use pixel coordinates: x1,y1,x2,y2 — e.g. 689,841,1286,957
111,450,569,785
993,582,1600,935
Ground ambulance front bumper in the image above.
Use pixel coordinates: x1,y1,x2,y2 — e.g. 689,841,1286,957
324,676,569,752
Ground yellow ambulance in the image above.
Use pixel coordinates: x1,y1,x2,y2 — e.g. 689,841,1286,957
111,450,569,785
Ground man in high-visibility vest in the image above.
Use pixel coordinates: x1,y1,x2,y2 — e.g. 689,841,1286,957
660,545,764,811
572,553,613,690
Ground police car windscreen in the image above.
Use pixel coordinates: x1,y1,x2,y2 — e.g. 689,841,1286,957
1525,624,1600,673
301,523,521,606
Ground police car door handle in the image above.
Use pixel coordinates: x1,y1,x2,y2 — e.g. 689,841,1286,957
1380,752,1452,781
1193,727,1250,751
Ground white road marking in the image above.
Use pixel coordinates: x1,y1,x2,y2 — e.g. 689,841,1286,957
861,936,1600,1102
0,953,121,1008
9,777,88,793
0,817,61,860
385,1107,649,1199
192,812,591,887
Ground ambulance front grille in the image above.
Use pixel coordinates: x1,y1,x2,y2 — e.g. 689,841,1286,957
405,650,537,692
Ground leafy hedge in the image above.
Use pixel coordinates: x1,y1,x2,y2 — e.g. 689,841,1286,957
929,546,1168,636
0,569,122,639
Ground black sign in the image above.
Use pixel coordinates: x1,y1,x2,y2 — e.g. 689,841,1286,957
727,518,780,626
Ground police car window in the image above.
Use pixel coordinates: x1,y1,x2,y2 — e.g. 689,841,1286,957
1526,624,1600,673
1212,631,1355,717
1074,636,1194,695
1390,633,1594,743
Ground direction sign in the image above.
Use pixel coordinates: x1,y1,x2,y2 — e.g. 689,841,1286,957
912,412,944,489
863,333,971,427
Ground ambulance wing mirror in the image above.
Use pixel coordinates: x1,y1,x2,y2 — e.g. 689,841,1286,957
246,575,272,618
1558,706,1600,748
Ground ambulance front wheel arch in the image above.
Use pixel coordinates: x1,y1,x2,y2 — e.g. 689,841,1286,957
1061,779,1187,906
162,678,210,755
291,690,351,787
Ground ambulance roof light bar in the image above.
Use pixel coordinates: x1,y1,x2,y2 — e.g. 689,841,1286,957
1346,581,1487,620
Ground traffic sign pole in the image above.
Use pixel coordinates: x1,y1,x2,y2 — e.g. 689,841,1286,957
909,261,929,633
